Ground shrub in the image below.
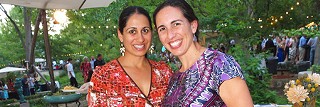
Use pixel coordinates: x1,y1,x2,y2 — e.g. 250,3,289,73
228,45,279,104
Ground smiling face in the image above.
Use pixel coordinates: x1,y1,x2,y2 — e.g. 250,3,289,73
155,6,198,57
118,13,152,57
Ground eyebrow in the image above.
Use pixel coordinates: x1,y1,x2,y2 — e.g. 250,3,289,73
126,27,137,31
156,19,183,30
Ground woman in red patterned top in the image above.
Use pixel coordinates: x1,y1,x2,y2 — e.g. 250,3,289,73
88,6,173,107
80,56,92,82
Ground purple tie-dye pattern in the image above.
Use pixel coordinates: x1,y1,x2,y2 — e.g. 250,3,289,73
162,48,244,106
221,73,231,81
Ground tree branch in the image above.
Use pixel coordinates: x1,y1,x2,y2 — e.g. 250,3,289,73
0,4,26,51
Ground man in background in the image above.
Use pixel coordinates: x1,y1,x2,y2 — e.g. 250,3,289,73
67,58,78,87
94,54,105,69
90,56,95,70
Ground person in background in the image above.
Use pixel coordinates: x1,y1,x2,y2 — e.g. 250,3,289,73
276,36,285,62
34,74,40,92
299,35,307,61
88,6,172,106
307,36,318,65
67,58,78,87
264,36,277,57
153,0,253,106
2,81,8,100
90,56,95,70
80,56,92,82
7,79,15,92
93,54,105,69
284,36,291,61
22,74,30,96
289,36,298,63
28,75,35,95
0,81,3,100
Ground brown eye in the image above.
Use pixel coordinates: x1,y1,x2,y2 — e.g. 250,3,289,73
158,27,166,32
128,30,136,34
142,28,150,34
173,22,181,27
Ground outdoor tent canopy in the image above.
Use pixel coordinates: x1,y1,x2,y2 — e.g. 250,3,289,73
0,0,116,9
0,67,26,73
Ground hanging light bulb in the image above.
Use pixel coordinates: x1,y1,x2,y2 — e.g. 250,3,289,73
296,2,300,5
53,9,68,24
290,7,294,10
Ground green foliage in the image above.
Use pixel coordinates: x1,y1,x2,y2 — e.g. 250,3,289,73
0,99,18,107
228,45,278,104
28,98,49,107
308,65,320,73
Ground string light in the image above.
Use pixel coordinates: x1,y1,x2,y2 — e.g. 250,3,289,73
296,2,300,5
290,7,294,10
258,18,262,22
286,12,289,14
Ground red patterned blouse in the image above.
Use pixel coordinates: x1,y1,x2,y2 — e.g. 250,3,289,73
88,59,172,107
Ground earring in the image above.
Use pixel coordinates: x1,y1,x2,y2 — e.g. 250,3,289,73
193,34,197,42
149,43,155,54
120,42,125,56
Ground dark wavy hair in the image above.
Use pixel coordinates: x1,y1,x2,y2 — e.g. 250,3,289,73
153,0,199,41
118,6,152,34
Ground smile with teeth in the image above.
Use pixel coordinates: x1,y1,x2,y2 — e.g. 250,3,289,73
169,40,182,48
133,44,145,50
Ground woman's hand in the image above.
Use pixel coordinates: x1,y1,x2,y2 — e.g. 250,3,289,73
76,82,90,94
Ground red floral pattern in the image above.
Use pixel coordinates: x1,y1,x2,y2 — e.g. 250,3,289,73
88,59,172,107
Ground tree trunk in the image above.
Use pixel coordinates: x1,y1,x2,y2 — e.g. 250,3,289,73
30,11,42,73
23,7,32,69
41,9,56,93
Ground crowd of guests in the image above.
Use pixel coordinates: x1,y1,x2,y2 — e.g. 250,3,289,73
261,35,318,65
22,74,38,96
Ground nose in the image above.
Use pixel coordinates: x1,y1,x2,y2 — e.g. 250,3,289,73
137,32,145,42
167,28,175,40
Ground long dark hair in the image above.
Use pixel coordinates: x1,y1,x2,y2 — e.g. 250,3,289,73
118,6,152,34
153,0,199,41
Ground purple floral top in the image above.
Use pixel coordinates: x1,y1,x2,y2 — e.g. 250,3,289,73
162,48,244,107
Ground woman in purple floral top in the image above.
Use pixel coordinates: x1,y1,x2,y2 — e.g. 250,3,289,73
153,0,253,106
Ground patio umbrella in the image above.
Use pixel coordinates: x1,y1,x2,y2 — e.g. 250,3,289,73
0,0,116,9
0,67,26,74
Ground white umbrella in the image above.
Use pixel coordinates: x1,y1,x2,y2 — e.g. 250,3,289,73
0,0,116,9
0,67,26,74
35,58,46,63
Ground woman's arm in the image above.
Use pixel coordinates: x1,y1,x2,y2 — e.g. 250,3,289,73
219,77,253,107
